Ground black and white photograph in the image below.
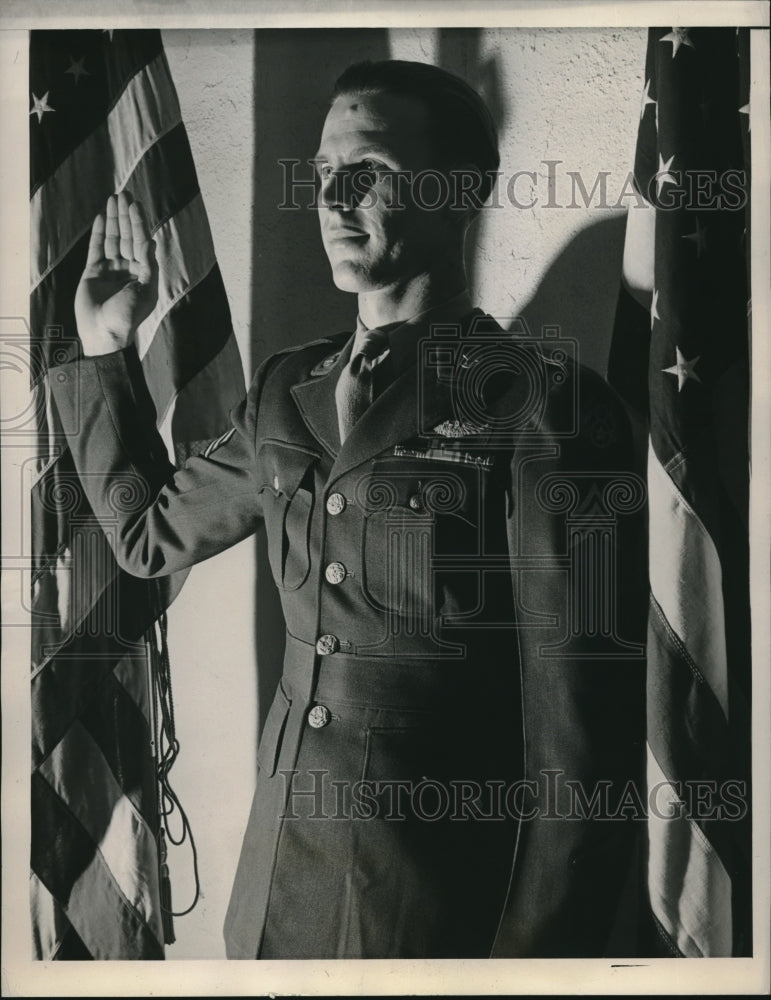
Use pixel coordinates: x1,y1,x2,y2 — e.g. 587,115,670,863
1,1,769,996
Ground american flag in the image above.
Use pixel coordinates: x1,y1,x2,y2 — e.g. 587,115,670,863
610,27,752,956
29,29,245,959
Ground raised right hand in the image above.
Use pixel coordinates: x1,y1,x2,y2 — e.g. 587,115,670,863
74,190,159,356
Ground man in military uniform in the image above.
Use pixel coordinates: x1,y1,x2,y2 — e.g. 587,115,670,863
52,60,648,958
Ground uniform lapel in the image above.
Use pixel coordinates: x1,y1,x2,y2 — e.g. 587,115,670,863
325,362,450,482
327,323,492,482
291,312,511,483
290,328,455,475
290,336,354,458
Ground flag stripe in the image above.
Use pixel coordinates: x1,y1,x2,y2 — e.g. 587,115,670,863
647,744,733,957
31,769,100,900
158,332,245,462
30,231,90,374
112,650,152,724
141,264,239,426
123,118,201,230
31,579,159,765
135,191,216,359
32,654,123,766
647,595,731,785
39,721,162,941
98,796,163,945
30,29,165,194
30,451,89,571
66,846,163,958
53,923,94,960
30,119,203,374
647,443,728,717
646,594,740,878
79,670,156,812
30,871,69,961
31,48,182,289
30,526,146,671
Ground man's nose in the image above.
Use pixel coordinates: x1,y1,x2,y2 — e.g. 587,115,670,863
320,168,355,210
320,168,376,210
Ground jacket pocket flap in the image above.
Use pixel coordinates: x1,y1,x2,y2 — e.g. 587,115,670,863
256,683,291,778
258,442,319,499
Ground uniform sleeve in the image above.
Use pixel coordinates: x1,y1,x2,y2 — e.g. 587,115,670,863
49,345,266,578
492,364,649,957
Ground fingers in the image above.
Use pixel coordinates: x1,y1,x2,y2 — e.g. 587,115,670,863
118,190,134,261
104,194,120,260
129,200,157,285
101,190,155,270
85,211,106,266
128,198,151,253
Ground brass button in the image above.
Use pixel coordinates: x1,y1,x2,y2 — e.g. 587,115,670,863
408,494,423,510
316,633,339,655
308,704,331,729
273,474,280,491
326,492,346,515
325,561,347,585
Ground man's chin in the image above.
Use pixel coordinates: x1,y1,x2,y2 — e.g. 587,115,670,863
328,260,380,294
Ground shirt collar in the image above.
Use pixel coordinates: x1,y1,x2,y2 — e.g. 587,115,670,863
353,290,476,377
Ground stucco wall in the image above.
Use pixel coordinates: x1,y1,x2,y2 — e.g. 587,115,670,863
160,25,647,959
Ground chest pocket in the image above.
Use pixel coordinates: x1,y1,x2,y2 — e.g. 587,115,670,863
259,442,319,591
357,458,493,618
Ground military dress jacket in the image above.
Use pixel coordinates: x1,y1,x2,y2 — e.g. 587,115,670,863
52,310,648,959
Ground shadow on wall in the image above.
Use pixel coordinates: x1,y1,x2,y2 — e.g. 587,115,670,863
251,29,391,733
517,211,628,377
436,28,506,298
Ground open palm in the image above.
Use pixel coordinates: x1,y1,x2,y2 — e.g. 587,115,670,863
74,191,159,356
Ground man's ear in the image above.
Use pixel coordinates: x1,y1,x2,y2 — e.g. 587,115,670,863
445,161,485,229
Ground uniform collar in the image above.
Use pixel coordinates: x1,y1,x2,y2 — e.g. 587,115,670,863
291,298,502,478
354,290,474,378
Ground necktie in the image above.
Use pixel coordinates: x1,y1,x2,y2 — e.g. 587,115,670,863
335,328,391,442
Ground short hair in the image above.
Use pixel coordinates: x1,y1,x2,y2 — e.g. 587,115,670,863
331,59,500,206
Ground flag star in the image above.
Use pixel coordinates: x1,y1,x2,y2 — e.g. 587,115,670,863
656,152,677,197
650,288,660,330
681,217,707,258
640,78,657,121
65,55,89,84
663,347,701,391
29,91,55,124
660,28,695,58
739,102,750,131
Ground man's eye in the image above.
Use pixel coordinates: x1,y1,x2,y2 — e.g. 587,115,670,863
362,159,384,173
318,164,333,180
